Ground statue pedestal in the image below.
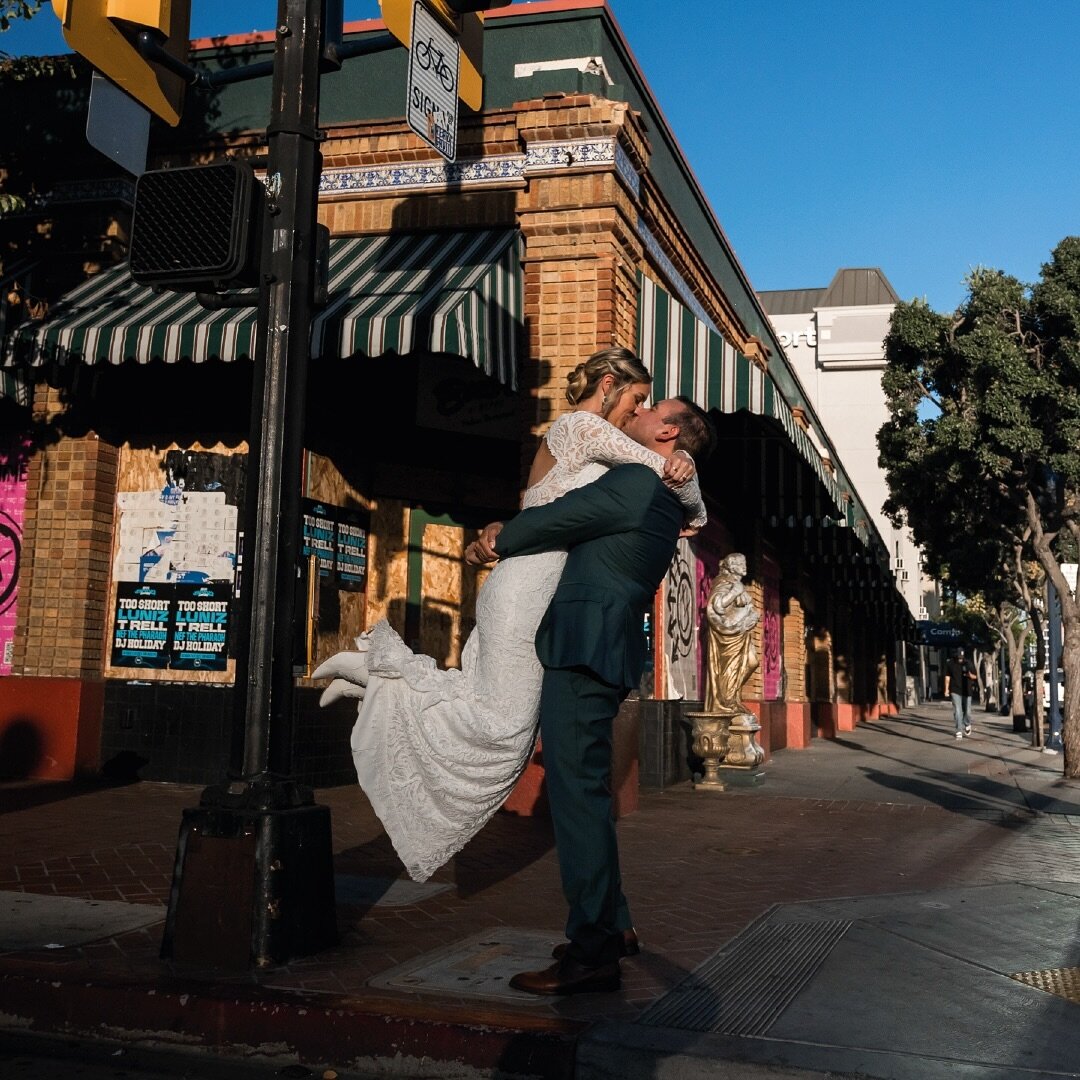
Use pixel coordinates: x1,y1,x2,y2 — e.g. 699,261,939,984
687,710,766,791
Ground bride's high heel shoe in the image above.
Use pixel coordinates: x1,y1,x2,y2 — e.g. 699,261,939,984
312,649,370,684
319,677,366,708
312,631,373,692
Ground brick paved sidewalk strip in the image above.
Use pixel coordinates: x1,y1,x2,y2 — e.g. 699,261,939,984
1,703,1080,1079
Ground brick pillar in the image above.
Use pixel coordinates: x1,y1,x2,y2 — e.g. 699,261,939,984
0,384,119,779
783,591,812,748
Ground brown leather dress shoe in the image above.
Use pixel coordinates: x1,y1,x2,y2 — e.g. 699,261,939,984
510,957,620,996
551,927,639,960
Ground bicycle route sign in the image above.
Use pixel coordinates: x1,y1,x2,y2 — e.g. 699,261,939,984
407,0,460,162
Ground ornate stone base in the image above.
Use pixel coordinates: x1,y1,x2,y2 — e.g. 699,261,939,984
687,709,765,791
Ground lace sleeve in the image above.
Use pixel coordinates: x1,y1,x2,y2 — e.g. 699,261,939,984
546,411,707,528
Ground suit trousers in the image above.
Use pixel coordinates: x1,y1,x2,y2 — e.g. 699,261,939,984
539,665,629,967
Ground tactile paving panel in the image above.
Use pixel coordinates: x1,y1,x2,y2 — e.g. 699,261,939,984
1010,966,1080,1004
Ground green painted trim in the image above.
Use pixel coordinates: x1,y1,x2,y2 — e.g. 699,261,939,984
405,507,472,614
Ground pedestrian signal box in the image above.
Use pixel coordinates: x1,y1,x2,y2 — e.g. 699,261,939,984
129,161,265,289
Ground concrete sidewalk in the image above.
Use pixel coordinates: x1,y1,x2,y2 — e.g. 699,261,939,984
2,702,1080,1079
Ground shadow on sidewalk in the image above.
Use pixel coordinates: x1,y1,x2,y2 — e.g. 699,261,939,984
334,806,556,913
827,729,1080,818
0,775,136,815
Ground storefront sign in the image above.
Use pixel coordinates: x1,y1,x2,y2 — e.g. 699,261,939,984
915,621,964,646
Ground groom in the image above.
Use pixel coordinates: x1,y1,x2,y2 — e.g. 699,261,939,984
466,395,715,995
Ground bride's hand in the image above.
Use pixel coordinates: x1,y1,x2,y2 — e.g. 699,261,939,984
662,449,695,487
465,522,503,566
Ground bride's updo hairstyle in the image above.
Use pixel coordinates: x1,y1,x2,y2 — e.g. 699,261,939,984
565,347,652,419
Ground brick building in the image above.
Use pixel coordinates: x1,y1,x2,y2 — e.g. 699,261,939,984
0,0,910,789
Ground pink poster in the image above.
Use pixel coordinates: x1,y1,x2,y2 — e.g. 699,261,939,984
0,440,29,675
761,555,782,700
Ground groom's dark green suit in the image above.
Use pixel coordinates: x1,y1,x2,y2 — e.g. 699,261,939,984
495,462,684,967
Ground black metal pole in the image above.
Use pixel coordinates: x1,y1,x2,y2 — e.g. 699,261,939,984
161,0,337,969
238,0,323,782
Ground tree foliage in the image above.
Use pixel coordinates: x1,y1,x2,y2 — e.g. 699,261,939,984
0,0,41,31
879,238,1080,773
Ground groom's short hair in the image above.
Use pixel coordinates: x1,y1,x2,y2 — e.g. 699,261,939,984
663,396,716,460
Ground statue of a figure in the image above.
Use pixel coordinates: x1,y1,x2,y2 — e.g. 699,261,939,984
704,552,760,715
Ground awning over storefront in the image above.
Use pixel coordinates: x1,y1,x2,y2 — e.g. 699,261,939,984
0,260,37,406
637,274,848,514
0,369,28,407
4,229,523,389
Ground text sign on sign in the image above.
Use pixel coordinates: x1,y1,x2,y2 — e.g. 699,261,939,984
407,0,459,162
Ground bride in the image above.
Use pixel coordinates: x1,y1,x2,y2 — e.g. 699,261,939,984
314,347,707,882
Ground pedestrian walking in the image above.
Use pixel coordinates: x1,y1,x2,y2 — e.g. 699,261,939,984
944,647,977,739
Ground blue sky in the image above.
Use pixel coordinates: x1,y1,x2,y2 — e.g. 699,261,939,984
3,0,1077,313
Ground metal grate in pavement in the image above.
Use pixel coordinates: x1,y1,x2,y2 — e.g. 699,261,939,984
638,918,851,1036
1011,966,1080,1005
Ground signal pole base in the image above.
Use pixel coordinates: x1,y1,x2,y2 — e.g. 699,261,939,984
161,783,337,969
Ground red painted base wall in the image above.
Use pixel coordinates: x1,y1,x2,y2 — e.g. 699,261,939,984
0,677,104,780
502,696,639,819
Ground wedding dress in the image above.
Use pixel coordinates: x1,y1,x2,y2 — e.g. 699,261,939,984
344,410,707,881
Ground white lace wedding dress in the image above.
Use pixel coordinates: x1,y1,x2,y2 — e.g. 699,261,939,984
348,410,707,881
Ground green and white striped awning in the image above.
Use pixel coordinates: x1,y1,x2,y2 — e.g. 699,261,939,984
0,368,28,407
4,229,523,388
0,260,37,406
637,273,848,514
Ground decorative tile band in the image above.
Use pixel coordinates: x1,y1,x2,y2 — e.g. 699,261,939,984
614,142,641,200
46,179,136,206
319,136,641,197
320,154,524,194
637,221,718,333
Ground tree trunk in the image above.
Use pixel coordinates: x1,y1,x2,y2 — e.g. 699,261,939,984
1025,491,1077,773
1063,618,1080,777
1030,606,1045,748
1003,613,1026,729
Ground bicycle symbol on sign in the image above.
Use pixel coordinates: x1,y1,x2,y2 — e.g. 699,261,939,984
414,36,456,93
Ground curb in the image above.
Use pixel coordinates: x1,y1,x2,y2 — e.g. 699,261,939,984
0,963,582,1079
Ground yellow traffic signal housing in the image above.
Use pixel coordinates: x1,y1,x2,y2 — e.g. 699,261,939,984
50,0,189,125
380,0,507,111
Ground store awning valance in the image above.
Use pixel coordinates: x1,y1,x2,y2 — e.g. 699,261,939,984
0,259,38,406
0,369,28,407
637,273,847,515
4,229,523,389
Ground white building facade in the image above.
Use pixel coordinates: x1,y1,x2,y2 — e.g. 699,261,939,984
760,270,941,697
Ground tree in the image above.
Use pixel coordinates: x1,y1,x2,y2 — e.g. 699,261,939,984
879,238,1080,775
1,0,42,31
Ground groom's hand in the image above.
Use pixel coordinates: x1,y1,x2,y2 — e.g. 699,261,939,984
465,521,504,566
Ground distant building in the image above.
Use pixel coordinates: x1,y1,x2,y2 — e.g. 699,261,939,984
759,269,941,699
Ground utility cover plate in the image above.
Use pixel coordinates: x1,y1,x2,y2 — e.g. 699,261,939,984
0,891,163,951
368,926,563,1004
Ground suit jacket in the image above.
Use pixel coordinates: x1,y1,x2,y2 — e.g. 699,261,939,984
495,463,684,689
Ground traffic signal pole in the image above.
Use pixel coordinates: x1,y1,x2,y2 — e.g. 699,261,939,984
237,0,323,784
160,0,337,968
